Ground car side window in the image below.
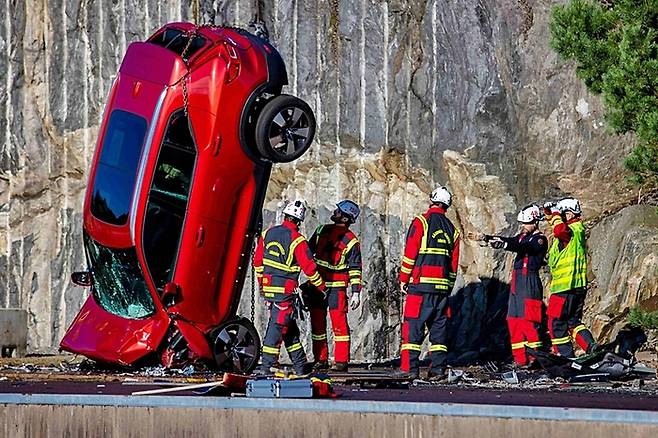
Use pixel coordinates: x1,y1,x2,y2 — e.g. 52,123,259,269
90,110,148,225
142,111,196,291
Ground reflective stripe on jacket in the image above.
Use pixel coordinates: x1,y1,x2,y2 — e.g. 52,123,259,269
548,220,587,294
309,224,362,293
400,206,460,294
253,220,325,302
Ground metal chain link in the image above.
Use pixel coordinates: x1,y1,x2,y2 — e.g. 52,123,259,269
250,232,258,324
180,23,201,117
251,260,256,324
250,219,264,323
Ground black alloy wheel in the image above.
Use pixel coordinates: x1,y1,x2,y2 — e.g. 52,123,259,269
255,94,316,162
210,317,261,374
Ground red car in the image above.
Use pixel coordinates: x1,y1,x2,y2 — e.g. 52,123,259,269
60,23,315,373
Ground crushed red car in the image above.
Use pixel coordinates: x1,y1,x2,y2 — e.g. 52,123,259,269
60,23,316,373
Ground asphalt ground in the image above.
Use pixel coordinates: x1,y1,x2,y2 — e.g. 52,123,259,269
2,379,658,412
2,354,658,412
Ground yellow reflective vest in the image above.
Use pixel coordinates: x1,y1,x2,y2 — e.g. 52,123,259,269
548,220,587,294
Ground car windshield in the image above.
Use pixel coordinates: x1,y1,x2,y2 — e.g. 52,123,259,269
84,233,156,319
90,110,148,226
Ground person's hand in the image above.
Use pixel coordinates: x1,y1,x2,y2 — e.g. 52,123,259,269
348,292,361,310
543,201,557,215
489,237,506,249
400,283,408,295
467,231,484,241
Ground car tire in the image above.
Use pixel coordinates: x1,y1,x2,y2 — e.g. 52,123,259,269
210,317,261,374
255,94,316,162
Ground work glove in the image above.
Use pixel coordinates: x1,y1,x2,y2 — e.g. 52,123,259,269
466,231,484,241
400,282,408,295
348,292,361,310
489,237,507,250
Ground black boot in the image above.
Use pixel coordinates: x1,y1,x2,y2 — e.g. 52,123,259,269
331,362,348,372
391,369,419,380
427,367,447,381
313,360,329,371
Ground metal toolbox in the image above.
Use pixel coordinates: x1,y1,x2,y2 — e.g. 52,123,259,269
246,379,313,398
275,379,313,398
246,379,277,398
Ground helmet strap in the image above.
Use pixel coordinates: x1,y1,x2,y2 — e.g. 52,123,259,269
431,201,449,209
332,214,351,226
284,214,301,226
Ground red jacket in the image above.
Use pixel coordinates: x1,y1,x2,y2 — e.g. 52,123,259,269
309,224,362,293
400,206,460,292
253,220,325,301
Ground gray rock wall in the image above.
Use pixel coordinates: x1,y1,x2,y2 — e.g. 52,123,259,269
0,0,653,358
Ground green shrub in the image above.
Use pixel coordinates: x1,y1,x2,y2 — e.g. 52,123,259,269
628,306,658,330
550,0,658,184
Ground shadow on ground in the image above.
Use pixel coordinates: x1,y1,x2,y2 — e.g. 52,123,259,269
447,277,511,365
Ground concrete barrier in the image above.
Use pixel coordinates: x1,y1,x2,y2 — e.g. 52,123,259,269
1,394,658,437
0,309,27,357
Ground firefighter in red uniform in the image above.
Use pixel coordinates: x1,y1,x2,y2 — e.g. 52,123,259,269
307,200,363,372
469,205,547,367
396,186,460,380
253,199,326,375
544,197,597,357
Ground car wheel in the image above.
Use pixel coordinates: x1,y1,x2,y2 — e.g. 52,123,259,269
255,94,316,162
210,317,261,374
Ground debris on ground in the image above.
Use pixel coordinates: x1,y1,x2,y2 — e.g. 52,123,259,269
528,326,657,383
501,370,519,384
1,342,656,398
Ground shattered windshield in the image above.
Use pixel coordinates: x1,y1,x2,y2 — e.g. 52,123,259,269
84,233,156,319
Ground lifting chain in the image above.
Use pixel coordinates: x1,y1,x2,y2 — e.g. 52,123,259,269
250,231,259,324
250,220,264,324
179,23,202,117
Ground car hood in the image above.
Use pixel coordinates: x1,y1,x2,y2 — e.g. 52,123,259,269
60,294,170,365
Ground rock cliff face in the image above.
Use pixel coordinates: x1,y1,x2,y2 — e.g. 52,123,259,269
0,0,654,359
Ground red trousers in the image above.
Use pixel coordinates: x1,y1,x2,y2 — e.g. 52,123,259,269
310,289,350,363
507,270,544,365
547,290,595,357
507,317,542,365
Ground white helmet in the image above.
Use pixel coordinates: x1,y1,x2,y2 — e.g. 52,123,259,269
336,199,360,222
557,197,582,215
283,199,307,221
430,186,452,207
517,204,542,224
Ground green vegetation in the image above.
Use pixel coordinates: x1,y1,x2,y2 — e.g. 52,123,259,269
628,306,658,330
550,0,658,184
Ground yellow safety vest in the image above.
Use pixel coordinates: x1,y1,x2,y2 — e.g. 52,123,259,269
548,221,587,293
